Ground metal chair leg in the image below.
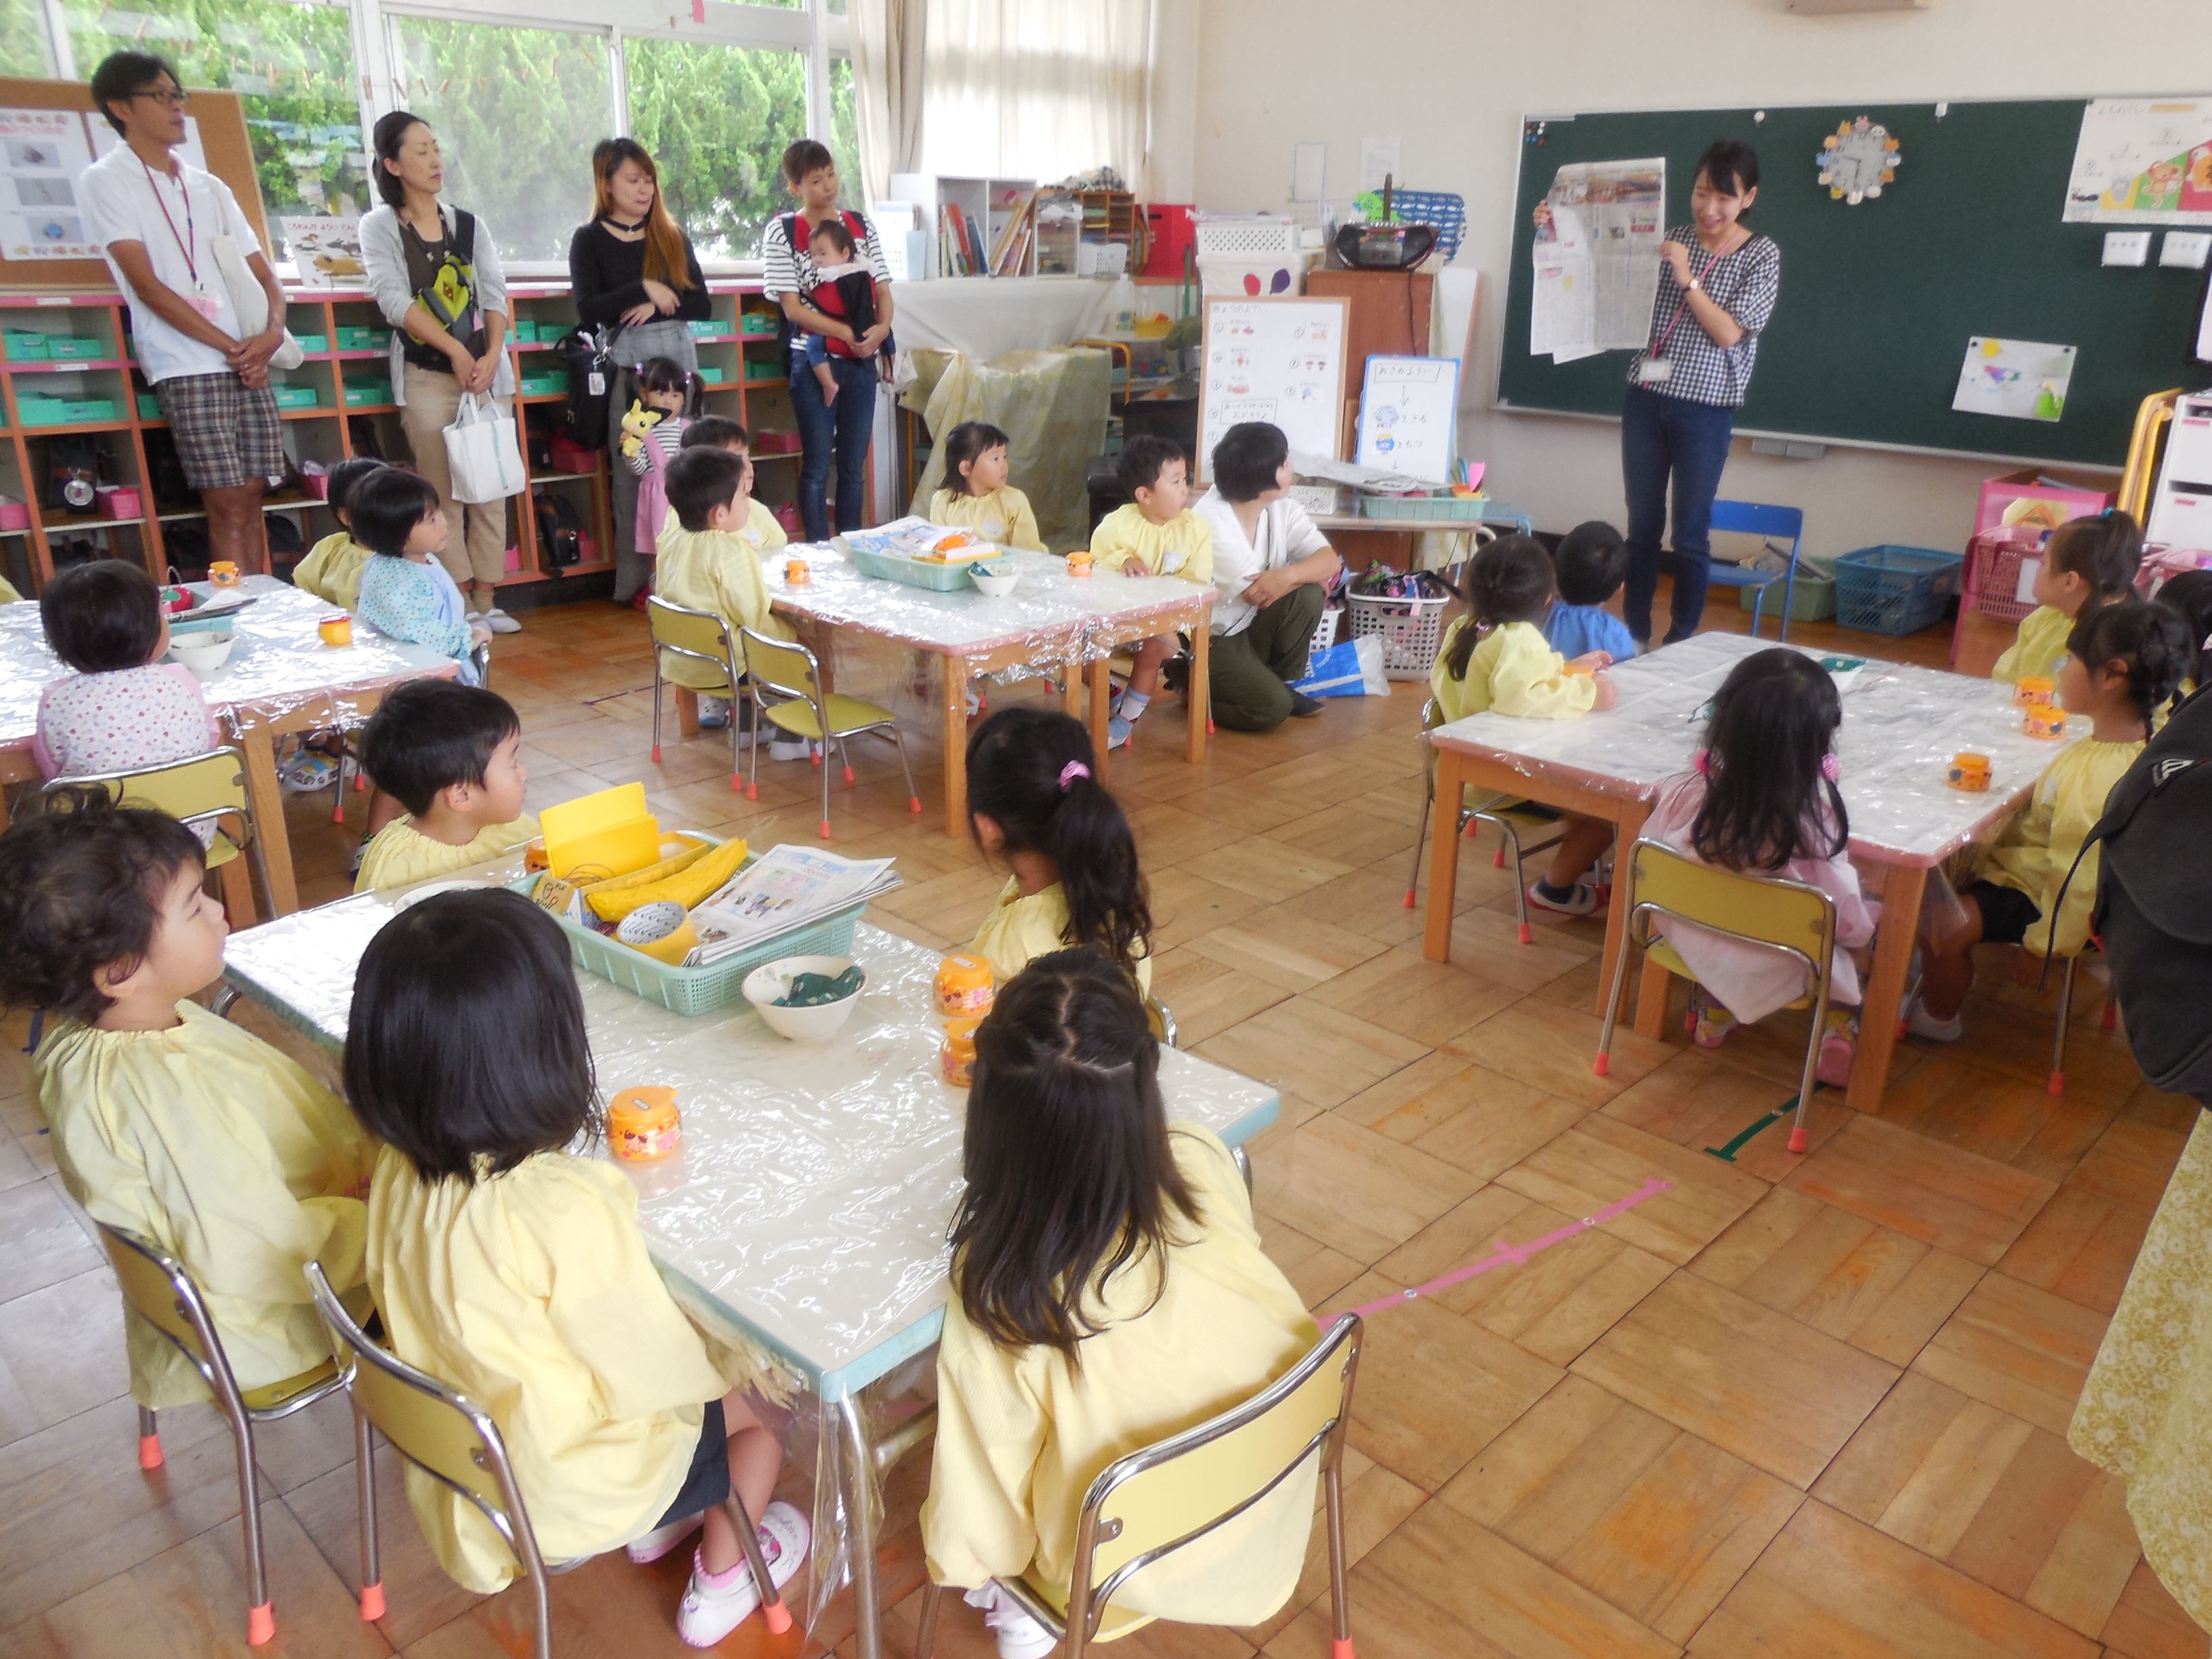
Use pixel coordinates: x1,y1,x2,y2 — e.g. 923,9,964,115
222,1404,274,1644
138,1403,162,1469
1324,1456,1356,1659
722,1486,794,1635
1790,972,1832,1154
888,724,921,815
1498,819,1532,944
1232,1143,1254,1195
1592,916,1638,1078
2049,955,2078,1097
1404,783,1432,909
651,663,665,764
355,1410,384,1621
817,728,834,839
745,699,762,802
914,1581,946,1659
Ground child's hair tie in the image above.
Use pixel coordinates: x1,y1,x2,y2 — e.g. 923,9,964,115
1058,761,1090,792
1821,753,1843,782
1692,749,1713,774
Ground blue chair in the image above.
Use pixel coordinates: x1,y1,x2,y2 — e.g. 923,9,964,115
1703,500,1806,640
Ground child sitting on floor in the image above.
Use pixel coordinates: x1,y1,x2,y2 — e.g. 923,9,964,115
0,794,376,1424
928,422,1044,552
623,356,694,558
655,441,792,738
1993,510,2143,686
966,705,1152,994
1917,600,2187,1040
293,457,389,611
1088,436,1213,750
353,678,537,892
1542,520,1639,662
1433,535,1619,917
353,468,493,687
32,559,221,786
922,947,1317,1659
1646,648,1879,1083
346,888,808,1641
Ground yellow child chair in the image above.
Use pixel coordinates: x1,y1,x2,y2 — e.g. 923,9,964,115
304,1262,792,1657
47,746,273,928
97,1223,350,1648
1593,838,1840,1154
1403,696,1567,945
739,624,920,838
645,596,745,790
914,1313,1365,1659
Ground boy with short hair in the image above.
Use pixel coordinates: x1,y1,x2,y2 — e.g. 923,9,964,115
655,442,794,742
1089,436,1214,750
292,457,388,611
353,679,537,892
1542,520,1638,663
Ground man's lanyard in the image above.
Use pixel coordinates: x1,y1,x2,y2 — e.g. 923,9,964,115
140,155,200,288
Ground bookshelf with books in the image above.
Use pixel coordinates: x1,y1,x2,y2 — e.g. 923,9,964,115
928,176,1039,279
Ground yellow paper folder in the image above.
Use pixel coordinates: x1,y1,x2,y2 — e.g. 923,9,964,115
540,782,663,880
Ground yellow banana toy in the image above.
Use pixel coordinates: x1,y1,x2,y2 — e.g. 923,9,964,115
583,834,750,922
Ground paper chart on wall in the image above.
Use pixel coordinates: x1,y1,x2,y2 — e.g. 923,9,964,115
1356,355,1460,484
2064,98,2212,226
0,109,96,261
1952,336,2077,424
1530,157,1665,362
1197,295,1349,482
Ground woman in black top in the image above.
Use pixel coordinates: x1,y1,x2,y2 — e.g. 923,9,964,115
569,138,712,604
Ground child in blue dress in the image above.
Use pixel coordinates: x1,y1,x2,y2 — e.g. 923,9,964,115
353,468,491,686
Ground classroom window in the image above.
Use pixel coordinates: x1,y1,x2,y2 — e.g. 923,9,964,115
64,0,367,263
0,0,52,76
386,14,609,264
828,52,859,212
623,36,810,263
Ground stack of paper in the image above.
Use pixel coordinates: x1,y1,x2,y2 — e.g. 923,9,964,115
687,846,901,965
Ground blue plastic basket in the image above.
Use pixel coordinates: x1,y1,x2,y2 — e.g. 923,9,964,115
1385,190,1466,263
1833,545,1963,637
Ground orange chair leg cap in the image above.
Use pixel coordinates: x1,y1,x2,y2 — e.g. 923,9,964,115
729,774,742,791
247,1603,275,1646
908,796,922,813
762,1598,793,1635
1331,1639,1356,1659
354,774,365,791
1787,1126,1810,1153
1492,845,1505,867
1402,887,1416,908
1593,1053,1610,1077
810,751,821,766
1517,922,1532,944
138,1433,163,1470
1206,718,1214,734
360,1582,385,1622
819,819,832,839
651,745,661,762
2048,1071,2066,1097
746,783,757,800
842,765,855,785
331,801,344,824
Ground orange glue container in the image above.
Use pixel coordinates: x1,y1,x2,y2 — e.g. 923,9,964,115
935,952,996,1017
2015,676,2057,709
1946,752,1992,791
207,560,241,588
2025,707,2068,739
785,556,811,585
608,1085,681,1160
318,614,352,647
941,1016,983,1086
1065,550,1093,578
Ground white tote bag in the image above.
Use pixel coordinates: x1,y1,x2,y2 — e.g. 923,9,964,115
444,392,525,504
209,190,304,370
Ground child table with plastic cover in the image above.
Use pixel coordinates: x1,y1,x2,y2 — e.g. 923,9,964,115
1420,632,2069,1112
219,862,1279,1656
763,544,1215,836
0,575,458,913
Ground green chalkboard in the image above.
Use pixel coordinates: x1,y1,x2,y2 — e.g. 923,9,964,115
1496,100,2209,466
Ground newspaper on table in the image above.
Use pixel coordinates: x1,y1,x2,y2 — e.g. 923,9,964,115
1530,157,1666,363
687,845,902,965
837,516,967,559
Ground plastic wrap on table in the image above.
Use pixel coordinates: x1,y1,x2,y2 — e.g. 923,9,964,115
0,575,459,752
901,346,1111,554
1427,632,2074,865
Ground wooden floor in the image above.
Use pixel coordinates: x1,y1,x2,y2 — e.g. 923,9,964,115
1,591,2203,1659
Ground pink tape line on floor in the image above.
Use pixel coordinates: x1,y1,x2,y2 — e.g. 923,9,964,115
1343,1176,1675,1320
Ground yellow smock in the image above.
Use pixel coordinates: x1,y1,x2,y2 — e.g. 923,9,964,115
973,876,1153,994
930,486,1045,552
1992,604,2075,684
2071,1111,2212,1632
354,811,540,893
366,1146,733,1593
0,573,20,603
1088,505,1214,583
1430,618,1598,724
293,531,373,611
1975,733,2141,958
923,1125,1317,1622
653,508,792,692
33,1000,376,1409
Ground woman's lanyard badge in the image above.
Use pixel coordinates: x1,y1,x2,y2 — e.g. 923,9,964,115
1639,245,1725,386
142,157,218,322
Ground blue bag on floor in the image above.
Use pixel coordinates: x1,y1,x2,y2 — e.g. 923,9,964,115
1288,635,1390,698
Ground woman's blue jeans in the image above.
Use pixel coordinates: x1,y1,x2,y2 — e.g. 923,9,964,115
1621,382,1736,644
790,356,877,541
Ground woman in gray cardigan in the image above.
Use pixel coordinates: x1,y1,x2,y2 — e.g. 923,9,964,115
359,110,521,633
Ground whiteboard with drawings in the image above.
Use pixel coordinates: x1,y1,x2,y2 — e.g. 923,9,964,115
1197,295,1349,482
1355,354,1460,483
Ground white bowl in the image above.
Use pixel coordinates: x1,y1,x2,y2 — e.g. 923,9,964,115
741,954,865,1042
969,564,1019,598
166,630,234,676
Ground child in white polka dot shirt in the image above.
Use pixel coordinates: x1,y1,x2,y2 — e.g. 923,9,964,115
33,560,221,791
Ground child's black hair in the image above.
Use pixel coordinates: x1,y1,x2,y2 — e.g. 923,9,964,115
1553,521,1629,607
359,679,521,817
949,946,1198,1359
634,356,691,405
1210,421,1289,501
666,445,747,534
781,138,834,186
808,217,857,260
40,559,164,674
1698,139,1761,201
89,49,180,135
2156,570,2212,692
0,790,204,1022
2047,510,2144,609
1439,534,1557,680
942,422,1010,493
325,456,388,525
344,888,598,1184
1689,648,1847,873
2068,599,2188,726
681,415,750,452
966,706,1152,982
348,468,443,558
1115,434,1186,499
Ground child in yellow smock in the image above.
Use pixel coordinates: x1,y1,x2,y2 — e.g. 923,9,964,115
1992,510,2142,685
1915,600,2186,1040
291,457,387,611
346,888,808,1643
1431,534,1620,918
0,573,20,603
655,432,790,733
928,421,1044,552
0,795,376,1420
354,679,539,891
922,948,1318,1656
966,705,1152,996
1089,436,1213,750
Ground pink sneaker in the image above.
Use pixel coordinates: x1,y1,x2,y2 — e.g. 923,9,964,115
1816,1014,1858,1088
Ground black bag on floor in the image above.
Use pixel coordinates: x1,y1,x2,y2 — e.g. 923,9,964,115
533,489,581,569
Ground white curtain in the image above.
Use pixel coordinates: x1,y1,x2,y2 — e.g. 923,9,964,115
922,0,1151,186
851,0,927,205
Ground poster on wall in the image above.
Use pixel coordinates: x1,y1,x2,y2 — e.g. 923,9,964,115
280,216,363,285
0,108,96,260
2064,98,2212,226
1197,295,1348,483
1530,157,1665,362
1952,336,2077,424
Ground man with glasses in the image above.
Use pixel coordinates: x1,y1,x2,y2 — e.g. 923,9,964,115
79,52,287,573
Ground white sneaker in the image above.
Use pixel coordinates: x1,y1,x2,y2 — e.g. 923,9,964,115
626,1512,703,1565
964,1584,1056,1659
1905,996,1963,1043
464,609,483,628
483,607,522,634
675,1500,809,1648
768,737,814,762
1525,879,1601,918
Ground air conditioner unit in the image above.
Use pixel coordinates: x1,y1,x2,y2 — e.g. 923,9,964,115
1786,0,1927,11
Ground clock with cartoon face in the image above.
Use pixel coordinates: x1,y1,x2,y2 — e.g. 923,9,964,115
1818,117,1901,205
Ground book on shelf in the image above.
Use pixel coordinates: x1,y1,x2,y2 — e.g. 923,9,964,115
686,844,901,966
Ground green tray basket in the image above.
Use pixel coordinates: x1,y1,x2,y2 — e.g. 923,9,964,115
839,536,1013,592
1357,491,1492,522
342,381,394,407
